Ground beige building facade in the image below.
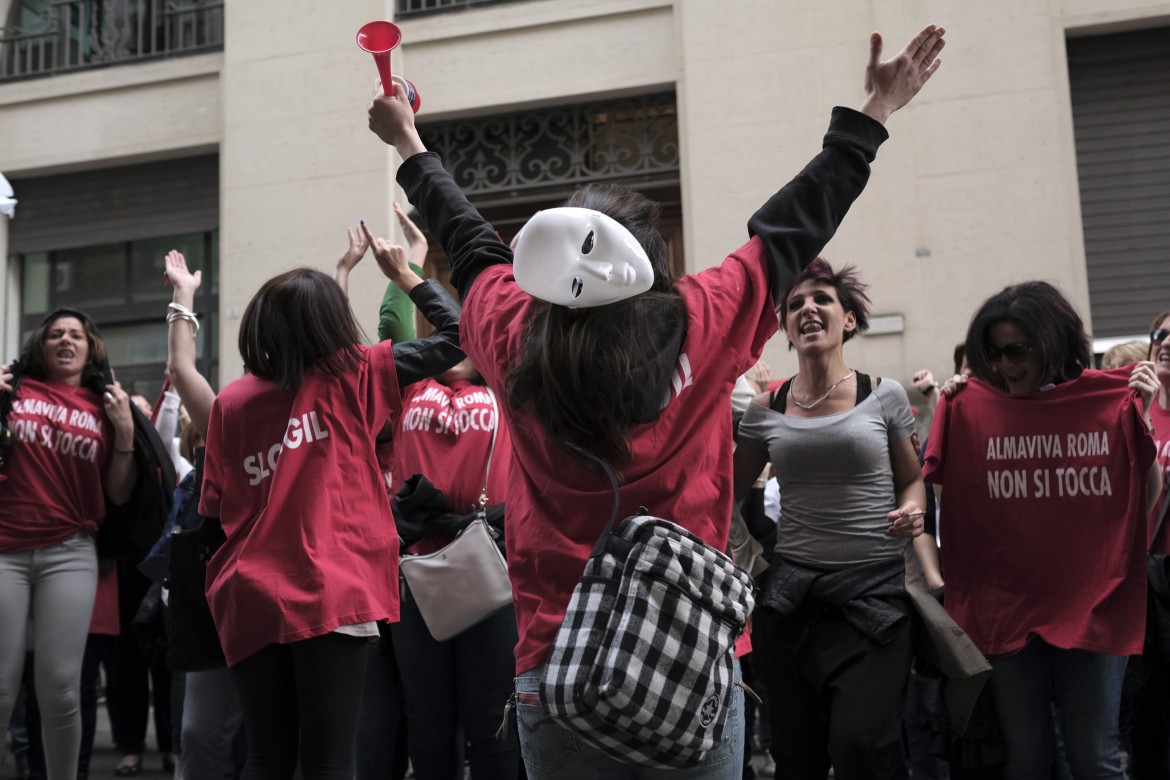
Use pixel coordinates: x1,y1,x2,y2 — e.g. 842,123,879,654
1,0,1168,398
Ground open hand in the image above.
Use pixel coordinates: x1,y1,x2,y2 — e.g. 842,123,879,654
164,251,202,296
338,225,370,273
860,24,946,125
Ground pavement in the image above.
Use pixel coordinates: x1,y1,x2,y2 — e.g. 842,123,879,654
1,703,173,780
2,709,778,778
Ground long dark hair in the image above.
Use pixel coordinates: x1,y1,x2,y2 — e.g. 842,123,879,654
965,281,1091,391
506,184,685,471
21,308,109,391
239,268,365,389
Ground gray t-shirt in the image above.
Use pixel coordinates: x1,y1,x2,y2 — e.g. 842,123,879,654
738,377,916,570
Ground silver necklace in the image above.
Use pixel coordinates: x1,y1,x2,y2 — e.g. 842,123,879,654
792,369,855,410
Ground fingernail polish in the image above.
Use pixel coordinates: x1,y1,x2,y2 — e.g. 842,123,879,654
360,219,365,225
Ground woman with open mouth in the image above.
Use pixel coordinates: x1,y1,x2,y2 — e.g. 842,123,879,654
732,257,931,779
0,309,137,780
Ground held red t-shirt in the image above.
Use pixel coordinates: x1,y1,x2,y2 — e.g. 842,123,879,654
1147,399,1170,554
462,237,778,674
923,369,1155,657
200,342,402,666
391,378,511,515
0,377,112,552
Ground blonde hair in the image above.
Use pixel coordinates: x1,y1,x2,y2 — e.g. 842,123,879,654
1101,340,1147,370
179,419,203,463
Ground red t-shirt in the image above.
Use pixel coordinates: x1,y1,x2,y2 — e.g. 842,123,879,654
391,378,511,515
0,377,111,552
462,238,777,674
923,369,1155,657
1147,399,1170,554
89,568,120,636
200,342,402,666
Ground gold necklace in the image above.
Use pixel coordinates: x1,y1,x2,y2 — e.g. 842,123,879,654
792,369,855,410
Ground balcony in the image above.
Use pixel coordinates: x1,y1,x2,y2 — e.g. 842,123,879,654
1,0,223,82
396,0,527,19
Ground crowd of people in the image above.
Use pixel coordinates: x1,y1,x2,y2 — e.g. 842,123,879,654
1,18,1168,780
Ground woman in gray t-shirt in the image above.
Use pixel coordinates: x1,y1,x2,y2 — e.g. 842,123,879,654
733,257,930,779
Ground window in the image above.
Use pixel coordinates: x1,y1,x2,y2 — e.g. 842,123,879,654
395,0,528,18
1,0,224,81
14,231,219,400
1068,26,1170,337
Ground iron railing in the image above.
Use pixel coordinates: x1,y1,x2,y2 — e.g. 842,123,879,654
1,0,223,81
396,0,527,19
420,93,679,199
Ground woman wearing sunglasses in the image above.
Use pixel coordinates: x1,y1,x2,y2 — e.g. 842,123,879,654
925,281,1162,779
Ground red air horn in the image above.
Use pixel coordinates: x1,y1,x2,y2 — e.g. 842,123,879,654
356,21,421,113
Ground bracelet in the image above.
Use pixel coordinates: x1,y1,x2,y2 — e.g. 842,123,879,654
168,301,195,316
924,382,939,395
166,309,200,338
114,446,135,454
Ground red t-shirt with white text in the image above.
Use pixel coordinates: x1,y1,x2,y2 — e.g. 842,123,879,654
0,377,111,552
462,237,777,674
923,370,1155,656
200,342,402,666
391,378,511,515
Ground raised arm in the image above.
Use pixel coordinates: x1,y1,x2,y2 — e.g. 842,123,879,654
361,223,464,389
749,25,945,300
377,203,429,342
368,80,511,300
334,225,370,297
163,251,216,436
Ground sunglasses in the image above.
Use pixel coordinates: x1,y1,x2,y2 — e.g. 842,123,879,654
987,342,1033,361
1148,328,1170,360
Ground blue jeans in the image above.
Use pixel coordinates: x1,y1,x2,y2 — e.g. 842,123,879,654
514,659,743,779
988,638,1127,780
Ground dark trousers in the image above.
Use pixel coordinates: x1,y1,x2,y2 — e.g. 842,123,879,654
390,584,521,780
754,601,913,780
107,567,172,755
230,632,369,780
356,628,410,780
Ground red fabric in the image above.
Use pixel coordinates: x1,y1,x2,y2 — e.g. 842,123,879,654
88,568,120,636
200,342,402,666
462,237,777,674
1147,400,1170,555
391,379,511,514
0,377,111,552
923,369,1155,656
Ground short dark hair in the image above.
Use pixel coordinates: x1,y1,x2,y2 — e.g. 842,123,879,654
965,281,1091,391
24,309,108,389
952,342,967,376
777,257,872,348
239,268,365,389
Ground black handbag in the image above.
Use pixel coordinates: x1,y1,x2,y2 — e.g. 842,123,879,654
166,447,227,672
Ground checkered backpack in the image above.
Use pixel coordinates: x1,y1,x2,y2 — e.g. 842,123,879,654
540,464,755,767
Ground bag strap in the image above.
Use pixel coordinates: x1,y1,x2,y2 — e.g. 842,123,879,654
476,388,500,520
574,450,622,559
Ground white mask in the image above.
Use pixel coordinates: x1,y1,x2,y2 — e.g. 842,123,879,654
512,207,654,307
